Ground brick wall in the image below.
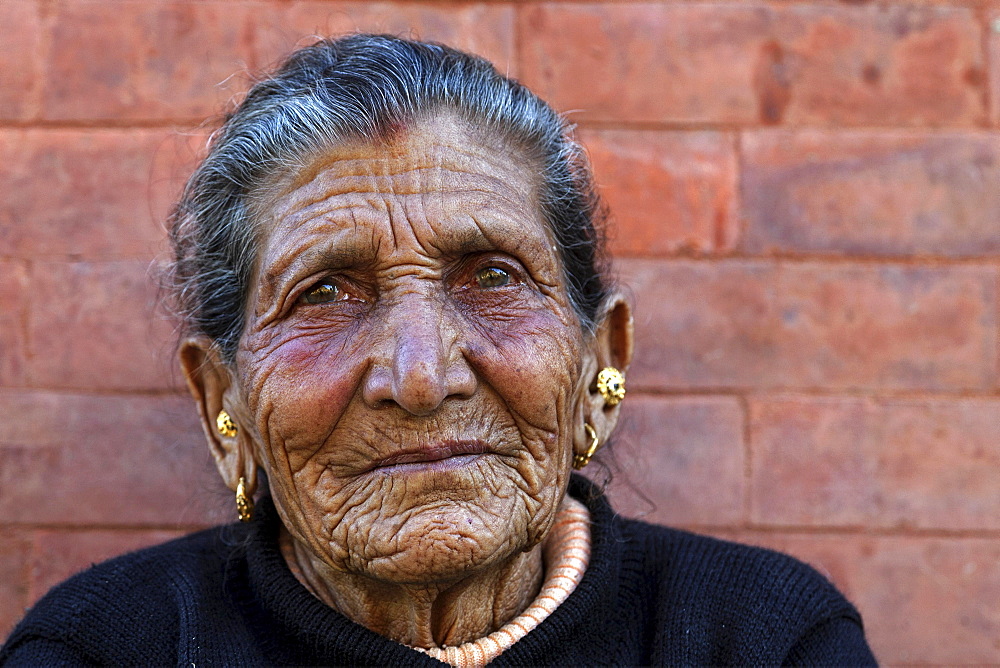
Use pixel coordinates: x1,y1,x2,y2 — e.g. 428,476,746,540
2,2,998,663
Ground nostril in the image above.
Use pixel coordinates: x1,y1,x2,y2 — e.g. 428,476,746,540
359,335,448,414
445,361,477,401
362,365,395,408
363,306,476,413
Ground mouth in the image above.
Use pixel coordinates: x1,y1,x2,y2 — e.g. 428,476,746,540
371,440,489,473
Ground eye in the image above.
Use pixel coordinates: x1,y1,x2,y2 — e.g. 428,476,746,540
300,280,343,305
475,266,511,289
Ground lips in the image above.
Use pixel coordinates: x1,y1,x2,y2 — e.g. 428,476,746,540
372,440,489,470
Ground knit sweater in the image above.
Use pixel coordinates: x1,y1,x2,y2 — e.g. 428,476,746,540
1,477,876,666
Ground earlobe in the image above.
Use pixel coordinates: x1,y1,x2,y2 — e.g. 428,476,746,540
588,294,634,413
179,337,255,491
573,294,634,462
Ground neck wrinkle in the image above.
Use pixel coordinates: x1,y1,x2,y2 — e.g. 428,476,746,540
417,496,592,667
279,523,546,648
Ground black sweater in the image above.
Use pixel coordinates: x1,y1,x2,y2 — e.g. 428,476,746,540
1,477,876,666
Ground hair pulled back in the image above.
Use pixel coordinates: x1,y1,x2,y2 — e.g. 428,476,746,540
167,33,610,361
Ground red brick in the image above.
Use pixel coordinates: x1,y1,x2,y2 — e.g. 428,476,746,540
0,261,28,386
742,131,1000,257
518,4,982,126
257,3,514,75
621,260,996,391
750,396,1000,530
28,529,188,606
987,10,1000,127
42,2,514,121
25,260,179,390
603,395,745,526
780,5,984,127
0,130,200,260
518,4,761,124
730,534,1000,665
0,390,226,526
0,2,41,120
0,528,31,640
43,3,259,120
0,390,68,446
578,130,737,257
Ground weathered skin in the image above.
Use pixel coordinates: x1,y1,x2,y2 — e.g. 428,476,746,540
180,112,631,649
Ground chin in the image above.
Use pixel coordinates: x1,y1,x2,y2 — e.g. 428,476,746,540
338,491,540,584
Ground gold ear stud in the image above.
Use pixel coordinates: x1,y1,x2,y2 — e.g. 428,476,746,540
216,410,238,438
596,367,626,407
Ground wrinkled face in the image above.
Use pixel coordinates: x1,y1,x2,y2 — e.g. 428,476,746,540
235,114,591,583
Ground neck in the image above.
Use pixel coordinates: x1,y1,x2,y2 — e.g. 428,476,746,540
280,528,544,648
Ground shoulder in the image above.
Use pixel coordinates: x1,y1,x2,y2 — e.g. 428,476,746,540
613,517,875,664
1,525,246,665
620,517,845,605
616,516,855,619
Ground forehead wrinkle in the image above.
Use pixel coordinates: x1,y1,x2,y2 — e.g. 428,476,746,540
261,165,529,272
260,208,379,278
269,132,533,212
259,126,539,236
371,168,534,261
253,118,550,291
385,157,448,259
276,159,521,208
265,171,389,226
467,210,555,263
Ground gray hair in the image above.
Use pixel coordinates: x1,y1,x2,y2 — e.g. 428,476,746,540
167,33,610,361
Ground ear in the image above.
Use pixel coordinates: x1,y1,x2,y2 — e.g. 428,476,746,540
179,336,259,495
574,292,634,460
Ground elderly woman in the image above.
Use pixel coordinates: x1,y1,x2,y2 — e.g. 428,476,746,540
2,35,874,666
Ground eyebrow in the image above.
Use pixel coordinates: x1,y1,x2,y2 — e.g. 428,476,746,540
423,219,498,254
256,191,550,295
293,243,363,272
257,237,367,298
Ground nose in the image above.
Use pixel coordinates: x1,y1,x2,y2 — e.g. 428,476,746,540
362,294,476,416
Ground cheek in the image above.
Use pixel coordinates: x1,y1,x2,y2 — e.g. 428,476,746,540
471,310,584,458
239,326,366,472
471,313,581,544
483,314,582,414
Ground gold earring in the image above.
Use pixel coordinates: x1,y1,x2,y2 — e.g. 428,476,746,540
573,423,600,470
596,367,626,407
216,410,238,438
236,476,254,522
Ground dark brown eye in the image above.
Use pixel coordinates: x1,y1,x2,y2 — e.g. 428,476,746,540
475,267,510,289
301,281,341,304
